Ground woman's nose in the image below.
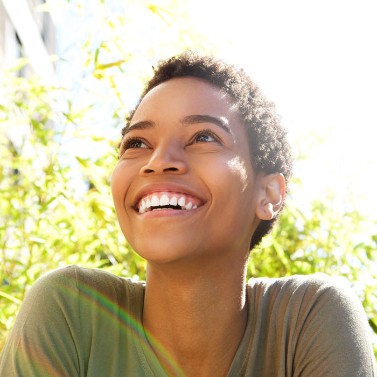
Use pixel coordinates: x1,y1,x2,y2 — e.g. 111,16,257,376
139,143,189,176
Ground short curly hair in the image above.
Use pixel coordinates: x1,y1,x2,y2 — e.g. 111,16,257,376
122,51,293,250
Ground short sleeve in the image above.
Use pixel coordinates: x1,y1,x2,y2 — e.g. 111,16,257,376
0,266,82,377
293,276,376,377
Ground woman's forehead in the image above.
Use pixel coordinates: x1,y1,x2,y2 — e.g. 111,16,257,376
131,77,241,123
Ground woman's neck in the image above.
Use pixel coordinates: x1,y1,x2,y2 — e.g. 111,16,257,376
142,256,248,377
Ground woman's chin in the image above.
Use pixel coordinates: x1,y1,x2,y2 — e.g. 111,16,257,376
131,241,205,267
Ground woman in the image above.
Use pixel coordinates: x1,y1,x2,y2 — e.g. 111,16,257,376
1,52,376,376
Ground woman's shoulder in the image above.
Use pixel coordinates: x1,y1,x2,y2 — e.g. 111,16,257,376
14,266,145,333
28,265,145,304
246,274,376,375
248,273,357,301
0,267,146,376
36,265,144,285
247,273,368,324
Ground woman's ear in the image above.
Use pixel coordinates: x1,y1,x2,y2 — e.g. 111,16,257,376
255,173,286,220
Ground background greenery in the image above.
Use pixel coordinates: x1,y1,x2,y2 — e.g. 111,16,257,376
1,0,376,359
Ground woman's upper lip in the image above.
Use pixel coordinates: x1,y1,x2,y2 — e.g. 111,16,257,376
132,182,206,209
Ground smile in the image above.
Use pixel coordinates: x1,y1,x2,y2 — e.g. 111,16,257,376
137,191,202,214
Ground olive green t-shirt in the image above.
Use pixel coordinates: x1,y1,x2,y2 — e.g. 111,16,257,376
0,266,376,376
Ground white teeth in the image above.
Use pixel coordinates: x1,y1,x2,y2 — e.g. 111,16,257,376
146,198,151,208
138,193,200,213
151,195,159,207
178,196,185,207
138,200,147,213
160,194,169,206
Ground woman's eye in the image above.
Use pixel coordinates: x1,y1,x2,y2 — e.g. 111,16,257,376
193,130,219,144
122,137,148,150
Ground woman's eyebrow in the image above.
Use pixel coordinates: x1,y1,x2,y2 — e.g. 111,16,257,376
122,120,155,136
181,114,232,135
122,115,232,136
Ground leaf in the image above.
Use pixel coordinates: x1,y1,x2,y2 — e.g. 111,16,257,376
95,60,126,71
9,58,29,72
94,48,100,67
0,291,22,305
29,237,46,244
369,318,377,334
272,240,290,271
76,156,90,168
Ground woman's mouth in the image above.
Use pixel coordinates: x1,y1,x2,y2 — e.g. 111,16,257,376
136,191,202,214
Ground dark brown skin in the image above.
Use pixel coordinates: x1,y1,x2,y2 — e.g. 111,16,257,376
111,78,285,376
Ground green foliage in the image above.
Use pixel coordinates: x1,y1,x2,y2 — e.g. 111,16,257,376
0,72,146,350
0,0,212,350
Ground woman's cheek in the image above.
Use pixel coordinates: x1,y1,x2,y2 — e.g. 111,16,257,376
227,156,250,192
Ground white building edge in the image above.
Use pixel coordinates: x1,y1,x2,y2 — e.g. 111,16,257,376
0,0,55,80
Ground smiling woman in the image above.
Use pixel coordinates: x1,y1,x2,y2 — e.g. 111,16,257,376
0,52,376,377
111,76,265,265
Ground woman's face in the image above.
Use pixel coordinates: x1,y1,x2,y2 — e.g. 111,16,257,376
111,77,262,264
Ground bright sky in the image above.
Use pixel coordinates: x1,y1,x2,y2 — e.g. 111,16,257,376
188,0,377,218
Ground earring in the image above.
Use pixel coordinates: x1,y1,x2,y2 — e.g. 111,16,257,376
264,203,275,219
